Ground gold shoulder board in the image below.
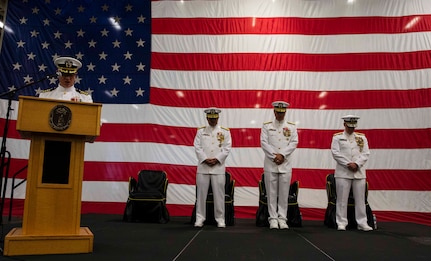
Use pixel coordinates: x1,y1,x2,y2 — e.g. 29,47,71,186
41,88,54,93
77,89,89,95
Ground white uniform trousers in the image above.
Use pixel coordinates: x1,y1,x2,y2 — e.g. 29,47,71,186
195,173,225,224
335,178,368,227
264,171,292,221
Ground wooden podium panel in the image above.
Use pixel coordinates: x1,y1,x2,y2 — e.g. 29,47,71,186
4,227,94,256
16,96,101,141
4,96,102,256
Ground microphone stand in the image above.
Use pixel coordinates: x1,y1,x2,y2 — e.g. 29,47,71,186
0,75,52,252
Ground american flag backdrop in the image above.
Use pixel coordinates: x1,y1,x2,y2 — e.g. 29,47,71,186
1,0,431,225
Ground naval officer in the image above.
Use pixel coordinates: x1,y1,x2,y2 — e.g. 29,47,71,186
260,101,299,229
39,56,92,102
193,108,232,228
331,115,373,231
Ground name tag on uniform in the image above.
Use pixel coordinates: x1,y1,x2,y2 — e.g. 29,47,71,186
269,129,276,131
340,138,347,141
203,134,210,136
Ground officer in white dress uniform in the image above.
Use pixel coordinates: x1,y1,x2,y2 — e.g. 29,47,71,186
193,108,232,228
260,101,298,229
39,57,92,103
331,115,373,231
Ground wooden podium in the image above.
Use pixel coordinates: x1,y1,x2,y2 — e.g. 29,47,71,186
3,96,102,256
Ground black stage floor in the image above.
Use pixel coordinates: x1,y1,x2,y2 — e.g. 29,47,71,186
1,214,430,260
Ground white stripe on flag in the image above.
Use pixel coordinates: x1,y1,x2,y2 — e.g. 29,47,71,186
4,100,430,130
6,179,430,213
151,69,431,91
5,138,430,170
152,33,431,54
152,0,431,18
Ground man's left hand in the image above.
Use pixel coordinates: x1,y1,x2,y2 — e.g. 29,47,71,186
273,153,284,165
205,158,219,166
347,162,358,172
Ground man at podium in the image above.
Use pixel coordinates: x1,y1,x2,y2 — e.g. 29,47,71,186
39,56,93,103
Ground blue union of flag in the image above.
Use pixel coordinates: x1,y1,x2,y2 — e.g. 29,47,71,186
0,0,151,104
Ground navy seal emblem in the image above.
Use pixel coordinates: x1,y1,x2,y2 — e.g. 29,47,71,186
49,104,72,131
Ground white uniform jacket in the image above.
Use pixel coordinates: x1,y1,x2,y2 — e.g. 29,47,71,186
194,125,232,174
261,120,298,173
39,85,93,103
331,131,370,179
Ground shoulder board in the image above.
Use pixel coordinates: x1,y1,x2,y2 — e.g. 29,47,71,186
197,126,205,130
264,121,272,125
287,121,296,125
355,132,365,136
77,89,90,95
333,132,343,136
41,88,54,93
221,126,230,131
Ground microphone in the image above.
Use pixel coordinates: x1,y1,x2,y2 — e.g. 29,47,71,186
46,72,60,79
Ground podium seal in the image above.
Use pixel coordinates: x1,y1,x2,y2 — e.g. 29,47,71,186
49,104,72,131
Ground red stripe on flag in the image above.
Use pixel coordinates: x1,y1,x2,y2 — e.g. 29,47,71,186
5,200,431,226
7,158,431,190
152,15,431,35
83,162,431,191
97,125,431,149
3,120,429,149
151,52,431,71
149,87,431,109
